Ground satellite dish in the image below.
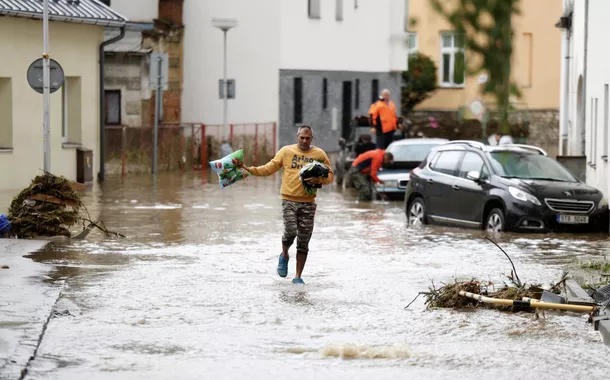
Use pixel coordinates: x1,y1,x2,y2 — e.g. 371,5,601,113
26,58,65,94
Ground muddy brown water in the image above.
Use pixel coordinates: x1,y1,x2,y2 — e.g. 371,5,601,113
3,172,610,380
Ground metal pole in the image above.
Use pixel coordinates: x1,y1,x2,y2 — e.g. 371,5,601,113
223,29,228,142
42,0,51,172
152,55,161,174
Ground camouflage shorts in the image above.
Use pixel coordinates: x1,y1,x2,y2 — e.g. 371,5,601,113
281,200,318,254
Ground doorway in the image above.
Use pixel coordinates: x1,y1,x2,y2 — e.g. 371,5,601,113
342,81,352,139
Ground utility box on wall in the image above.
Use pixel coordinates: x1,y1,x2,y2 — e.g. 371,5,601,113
76,148,93,183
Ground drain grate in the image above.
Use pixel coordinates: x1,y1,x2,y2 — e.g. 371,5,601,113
591,284,610,303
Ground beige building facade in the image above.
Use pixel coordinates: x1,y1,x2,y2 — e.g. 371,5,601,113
407,0,562,155
0,1,126,191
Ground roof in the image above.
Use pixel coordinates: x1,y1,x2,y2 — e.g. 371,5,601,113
436,140,548,156
389,138,450,146
103,29,151,54
0,0,127,27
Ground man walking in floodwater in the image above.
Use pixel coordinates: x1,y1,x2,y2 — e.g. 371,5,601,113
240,125,334,284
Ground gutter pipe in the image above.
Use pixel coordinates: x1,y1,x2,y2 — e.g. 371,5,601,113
98,26,126,182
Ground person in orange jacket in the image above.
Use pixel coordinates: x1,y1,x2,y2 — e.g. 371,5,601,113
369,89,399,149
348,148,393,201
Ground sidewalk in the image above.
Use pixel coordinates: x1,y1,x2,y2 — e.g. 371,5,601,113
0,239,60,380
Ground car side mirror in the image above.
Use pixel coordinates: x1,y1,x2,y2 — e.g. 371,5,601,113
466,170,481,182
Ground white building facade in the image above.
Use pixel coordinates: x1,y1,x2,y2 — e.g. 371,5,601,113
559,0,610,199
182,0,409,153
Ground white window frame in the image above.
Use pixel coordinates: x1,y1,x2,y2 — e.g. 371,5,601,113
602,84,610,161
336,0,343,21
439,31,465,88
308,0,321,19
407,32,418,56
61,81,68,143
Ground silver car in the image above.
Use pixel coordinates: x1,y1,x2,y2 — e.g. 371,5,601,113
376,138,449,199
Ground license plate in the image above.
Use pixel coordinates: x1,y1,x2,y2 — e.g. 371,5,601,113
557,214,589,224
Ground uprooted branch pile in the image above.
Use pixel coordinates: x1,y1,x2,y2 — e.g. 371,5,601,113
423,279,550,312
7,172,123,239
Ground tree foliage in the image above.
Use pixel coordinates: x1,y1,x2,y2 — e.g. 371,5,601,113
430,0,522,133
401,52,438,116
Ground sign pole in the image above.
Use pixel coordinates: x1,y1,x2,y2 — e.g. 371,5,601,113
42,0,51,172
152,54,161,175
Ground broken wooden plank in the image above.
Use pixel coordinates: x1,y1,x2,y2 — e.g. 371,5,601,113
26,194,79,208
565,279,597,306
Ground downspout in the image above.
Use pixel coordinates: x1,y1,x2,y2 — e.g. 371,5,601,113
582,0,589,156
560,15,571,156
98,26,126,182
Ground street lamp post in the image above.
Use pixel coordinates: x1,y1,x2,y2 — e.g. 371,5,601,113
212,18,238,156
42,0,51,172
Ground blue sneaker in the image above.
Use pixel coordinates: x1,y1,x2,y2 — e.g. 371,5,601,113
277,254,288,277
292,277,305,285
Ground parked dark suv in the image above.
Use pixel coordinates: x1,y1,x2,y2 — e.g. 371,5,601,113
404,140,609,233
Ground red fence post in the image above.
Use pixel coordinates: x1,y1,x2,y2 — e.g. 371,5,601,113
201,124,207,170
180,125,185,172
121,126,126,178
254,124,259,165
273,122,277,153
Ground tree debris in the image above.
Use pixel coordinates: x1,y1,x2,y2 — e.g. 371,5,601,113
6,172,124,240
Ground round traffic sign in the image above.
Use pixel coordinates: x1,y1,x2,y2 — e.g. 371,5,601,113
26,58,65,94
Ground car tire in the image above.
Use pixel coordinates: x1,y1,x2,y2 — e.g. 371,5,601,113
485,208,506,232
407,197,427,227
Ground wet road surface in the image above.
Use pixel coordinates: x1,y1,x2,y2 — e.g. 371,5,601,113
6,172,610,380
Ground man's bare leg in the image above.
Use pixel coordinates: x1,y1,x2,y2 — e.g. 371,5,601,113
282,244,289,259
295,251,307,278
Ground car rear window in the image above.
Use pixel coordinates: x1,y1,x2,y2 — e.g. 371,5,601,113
387,143,442,162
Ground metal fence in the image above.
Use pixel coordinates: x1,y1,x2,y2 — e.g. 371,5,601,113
104,122,277,177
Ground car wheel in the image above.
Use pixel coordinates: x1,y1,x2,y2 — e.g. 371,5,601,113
485,208,506,232
408,197,427,227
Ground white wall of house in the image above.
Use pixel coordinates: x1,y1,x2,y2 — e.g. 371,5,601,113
181,0,408,129
107,0,158,22
279,0,408,72
0,17,103,191
583,0,610,198
181,0,281,127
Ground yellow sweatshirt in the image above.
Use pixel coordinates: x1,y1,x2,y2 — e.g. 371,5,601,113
248,144,334,202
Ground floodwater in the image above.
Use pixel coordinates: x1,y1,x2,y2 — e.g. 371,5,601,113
10,171,610,380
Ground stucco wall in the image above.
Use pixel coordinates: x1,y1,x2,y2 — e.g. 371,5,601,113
104,54,148,127
279,70,402,153
409,0,562,111
0,17,103,191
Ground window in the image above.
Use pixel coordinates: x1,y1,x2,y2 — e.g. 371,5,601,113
407,32,418,56
104,89,121,126
336,0,343,21
322,78,328,110
354,0,358,9
308,0,321,19
602,84,609,161
0,78,12,150
488,151,578,182
294,77,303,124
371,79,379,103
457,152,485,178
440,32,465,87
99,0,110,5
355,79,360,109
63,77,83,145
430,150,464,175
388,143,443,162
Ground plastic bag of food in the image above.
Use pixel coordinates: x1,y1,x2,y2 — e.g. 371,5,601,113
299,161,330,195
209,149,250,189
